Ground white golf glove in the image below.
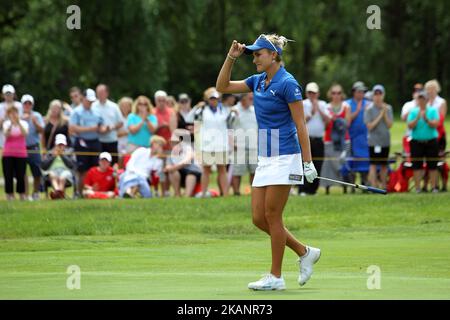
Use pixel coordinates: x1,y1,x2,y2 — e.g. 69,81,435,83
304,161,318,183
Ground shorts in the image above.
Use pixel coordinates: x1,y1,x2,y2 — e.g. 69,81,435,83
26,144,42,177
232,148,258,176
47,168,74,184
410,139,439,170
200,151,229,166
179,168,201,187
252,153,304,187
369,146,390,165
74,138,102,172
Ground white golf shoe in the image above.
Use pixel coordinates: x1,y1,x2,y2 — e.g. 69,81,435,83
248,274,286,291
298,246,321,286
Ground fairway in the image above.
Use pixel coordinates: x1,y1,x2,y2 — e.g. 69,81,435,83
0,195,449,300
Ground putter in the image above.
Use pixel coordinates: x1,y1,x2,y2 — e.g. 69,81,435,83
317,176,387,195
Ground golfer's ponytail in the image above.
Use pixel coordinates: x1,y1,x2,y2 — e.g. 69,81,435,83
262,34,294,62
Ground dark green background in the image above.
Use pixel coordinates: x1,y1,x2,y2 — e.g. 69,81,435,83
1,0,448,112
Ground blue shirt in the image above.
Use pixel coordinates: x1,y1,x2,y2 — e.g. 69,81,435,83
126,113,158,147
407,106,439,141
23,111,44,146
346,98,369,138
245,66,303,156
69,105,104,140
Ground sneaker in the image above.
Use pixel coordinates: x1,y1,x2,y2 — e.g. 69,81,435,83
248,274,286,291
298,246,321,286
32,192,40,201
432,188,440,193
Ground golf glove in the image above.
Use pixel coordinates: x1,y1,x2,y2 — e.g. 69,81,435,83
304,161,318,183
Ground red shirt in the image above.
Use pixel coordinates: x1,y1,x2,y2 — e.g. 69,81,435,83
84,166,115,192
324,103,350,143
154,107,173,150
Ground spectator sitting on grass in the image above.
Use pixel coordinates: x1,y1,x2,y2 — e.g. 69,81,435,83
41,134,76,199
164,129,202,197
83,152,117,199
118,135,165,198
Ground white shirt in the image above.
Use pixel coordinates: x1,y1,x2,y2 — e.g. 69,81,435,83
303,99,329,138
428,95,446,113
233,102,258,150
125,147,163,179
198,105,230,152
92,99,123,143
401,100,417,120
0,101,23,148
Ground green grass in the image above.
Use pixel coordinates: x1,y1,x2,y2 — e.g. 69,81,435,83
0,195,449,299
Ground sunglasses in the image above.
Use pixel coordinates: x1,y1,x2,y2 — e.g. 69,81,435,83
331,91,342,95
307,91,318,94
138,102,149,106
373,91,383,95
179,99,189,103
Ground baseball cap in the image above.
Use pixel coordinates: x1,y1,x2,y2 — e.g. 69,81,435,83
55,134,67,146
306,82,319,93
372,84,385,94
83,88,97,102
178,93,190,101
2,84,15,95
99,152,112,162
208,90,220,99
417,90,428,99
154,90,168,99
21,94,34,105
352,81,368,92
244,34,283,56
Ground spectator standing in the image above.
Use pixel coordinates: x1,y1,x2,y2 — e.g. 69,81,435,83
126,95,158,152
117,97,133,166
298,82,330,195
346,81,370,188
320,84,351,194
92,84,123,164
407,90,440,193
364,85,393,190
42,100,70,152
425,80,447,154
21,94,45,200
195,89,230,197
0,84,22,149
2,105,29,201
230,92,258,195
69,88,106,195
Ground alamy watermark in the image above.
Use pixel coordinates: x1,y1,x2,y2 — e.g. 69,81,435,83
66,265,81,290
66,5,81,30
367,5,381,30
366,265,381,290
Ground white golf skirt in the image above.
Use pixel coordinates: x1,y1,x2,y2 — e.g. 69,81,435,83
252,153,304,187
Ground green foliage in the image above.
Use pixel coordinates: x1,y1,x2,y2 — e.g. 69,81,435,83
0,0,449,112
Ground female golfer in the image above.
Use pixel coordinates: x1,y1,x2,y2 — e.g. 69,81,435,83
216,34,321,290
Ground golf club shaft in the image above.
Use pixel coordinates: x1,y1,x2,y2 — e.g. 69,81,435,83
317,176,387,195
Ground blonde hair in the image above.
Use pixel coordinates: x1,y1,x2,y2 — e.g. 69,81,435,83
45,99,67,127
132,95,154,114
150,135,167,147
425,79,441,93
118,97,133,116
261,33,291,62
327,84,346,101
167,95,179,112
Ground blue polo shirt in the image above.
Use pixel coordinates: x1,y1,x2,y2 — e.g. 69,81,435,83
69,105,104,140
245,66,303,157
